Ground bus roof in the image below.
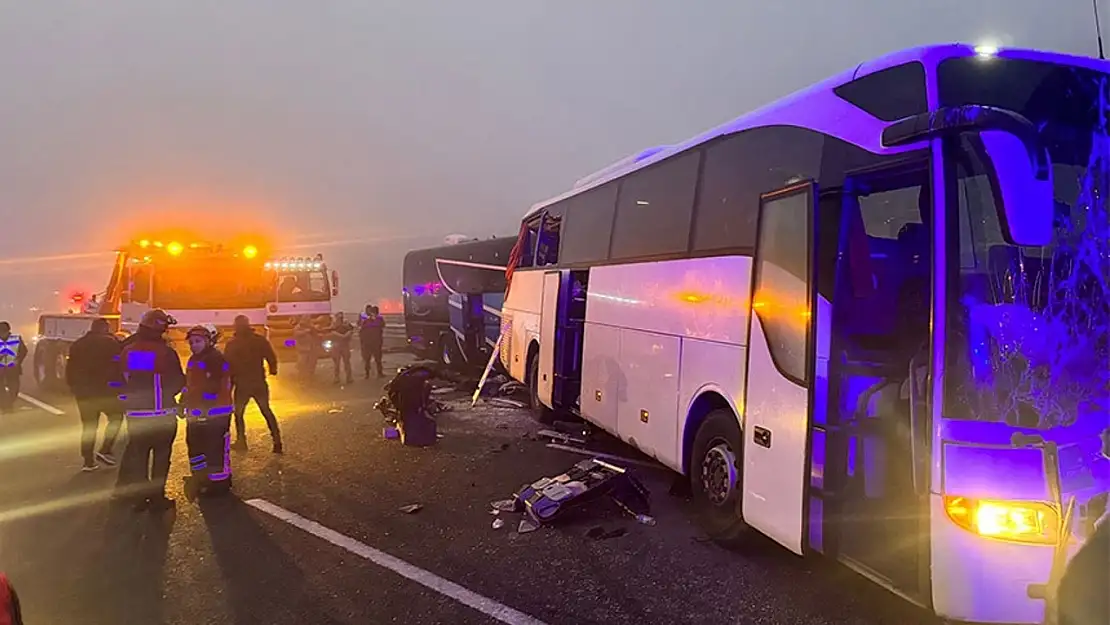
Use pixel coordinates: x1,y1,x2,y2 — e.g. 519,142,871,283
524,43,1108,219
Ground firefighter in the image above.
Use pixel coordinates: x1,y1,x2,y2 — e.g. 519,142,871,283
329,312,354,385
181,324,234,500
0,322,28,414
359,305,385,379
115,309,185,512
225,315,282,453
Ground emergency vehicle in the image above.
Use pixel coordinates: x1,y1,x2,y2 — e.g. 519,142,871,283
34,238,272,392
263,254,339,360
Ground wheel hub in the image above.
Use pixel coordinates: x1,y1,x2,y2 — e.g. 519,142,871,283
701,442,738,506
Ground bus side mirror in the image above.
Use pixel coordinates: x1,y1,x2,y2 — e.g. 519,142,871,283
981,130,1054,247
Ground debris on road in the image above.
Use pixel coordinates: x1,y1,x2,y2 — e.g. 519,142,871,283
492,518,505,530
517,518,540,534
376,364,440,447
537,429,586,445
490,499,518,513
383,426,400,440
487,397,527,409
327,407,344,414
544,443,664,470
399,504,423,514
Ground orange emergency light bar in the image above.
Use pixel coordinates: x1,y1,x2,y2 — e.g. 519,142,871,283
126,239,262,260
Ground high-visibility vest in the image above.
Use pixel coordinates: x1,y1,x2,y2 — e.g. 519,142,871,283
0,336,21,368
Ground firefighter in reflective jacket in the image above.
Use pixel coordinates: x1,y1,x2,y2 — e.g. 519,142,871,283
115,309,186,512
181,324,234,500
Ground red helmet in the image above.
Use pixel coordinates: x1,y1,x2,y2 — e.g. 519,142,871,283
139,309,176,333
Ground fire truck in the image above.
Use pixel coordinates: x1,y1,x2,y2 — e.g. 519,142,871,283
263,254,339,360
33,238,273,392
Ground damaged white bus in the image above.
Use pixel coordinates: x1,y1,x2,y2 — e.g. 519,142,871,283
498,44,1110,624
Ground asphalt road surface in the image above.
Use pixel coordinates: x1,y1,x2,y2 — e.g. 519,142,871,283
1,355,943,625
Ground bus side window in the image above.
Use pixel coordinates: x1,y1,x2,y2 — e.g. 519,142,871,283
535,211,562,266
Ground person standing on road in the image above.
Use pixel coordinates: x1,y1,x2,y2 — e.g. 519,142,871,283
181,324,234,499
293,316,318,383
328,312,354,385
224,315,282,454
0,322,28,414
66,318,125,471
115,309,185,512
359,305,385,379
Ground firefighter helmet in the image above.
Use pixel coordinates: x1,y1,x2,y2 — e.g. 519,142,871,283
185,324,219,346
139,309,176,333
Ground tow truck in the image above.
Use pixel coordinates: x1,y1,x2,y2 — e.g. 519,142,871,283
33,238,272,392
263,254,339,360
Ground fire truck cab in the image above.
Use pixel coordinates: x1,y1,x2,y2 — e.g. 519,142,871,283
263,254,339,360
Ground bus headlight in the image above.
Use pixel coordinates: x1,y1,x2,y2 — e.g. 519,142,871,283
944,496,1058,544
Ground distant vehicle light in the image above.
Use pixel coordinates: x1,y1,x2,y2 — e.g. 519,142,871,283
138,239,151,248
264,262,273,270
243,245,259,259
974,43,999,57
153,241,164,248
167,241,184,256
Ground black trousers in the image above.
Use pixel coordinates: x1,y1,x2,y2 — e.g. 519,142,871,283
185,414,232,483
0,367,20,411
332,351,352,382
362,342,383,377
76,396,124,464
233,382,281,442
116,415,178,501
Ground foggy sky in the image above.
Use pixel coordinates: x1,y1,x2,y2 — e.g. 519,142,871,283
0,0,1103,320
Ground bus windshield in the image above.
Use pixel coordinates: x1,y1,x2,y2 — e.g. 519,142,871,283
939,57,1109,428
153,259,271,310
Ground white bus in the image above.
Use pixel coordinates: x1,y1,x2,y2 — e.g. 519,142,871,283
498,44,1109,624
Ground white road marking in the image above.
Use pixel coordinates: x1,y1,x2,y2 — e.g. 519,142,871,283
18,393,65,415
245,498,549,625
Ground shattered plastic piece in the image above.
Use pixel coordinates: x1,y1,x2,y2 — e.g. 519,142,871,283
490,499,518,513
515,458,652,526
327,408,343,414
492,518,505,530
537,429,587,445
431,387,454,395
399,504,423,514
383,426,400,440
517,518,540,534
488,397,527,409
634,514,657,526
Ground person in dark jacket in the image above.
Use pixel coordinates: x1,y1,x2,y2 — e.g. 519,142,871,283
115,309,185,512
224,315,282,453
181,324,234,499
359,305,385,379
329,312,354,385
1056,428,1110,625
66,318,125,471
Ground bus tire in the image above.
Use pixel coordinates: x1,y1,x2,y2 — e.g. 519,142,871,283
440,333,463,369
690,408,749,543
34,340,67,394
527,351,556,425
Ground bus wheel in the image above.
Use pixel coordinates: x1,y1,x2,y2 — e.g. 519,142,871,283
527,351,555,425
34,340,65,393
691,409,749,542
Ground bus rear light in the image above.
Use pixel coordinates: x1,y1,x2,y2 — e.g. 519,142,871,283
944,495,1058,545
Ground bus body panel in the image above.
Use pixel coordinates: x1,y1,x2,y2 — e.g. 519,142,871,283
677,342,748,472
502,270,544,382
584,257,752,343
580,322,621,433
615,327,682,468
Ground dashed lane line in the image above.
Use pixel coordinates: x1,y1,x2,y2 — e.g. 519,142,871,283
245,498,549,625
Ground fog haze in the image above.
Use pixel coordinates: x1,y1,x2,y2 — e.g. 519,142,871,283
0,0,1102,324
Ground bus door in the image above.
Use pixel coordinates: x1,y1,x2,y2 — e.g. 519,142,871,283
741,181,824,555
538,269,587,412
824,161,932,602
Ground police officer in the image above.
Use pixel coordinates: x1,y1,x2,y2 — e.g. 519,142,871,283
359,305,385,379
115,309,185,512
181,324,234,500
224,315,282,453
0,322,28,414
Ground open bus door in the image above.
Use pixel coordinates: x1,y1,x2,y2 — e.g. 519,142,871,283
741,181,824,555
